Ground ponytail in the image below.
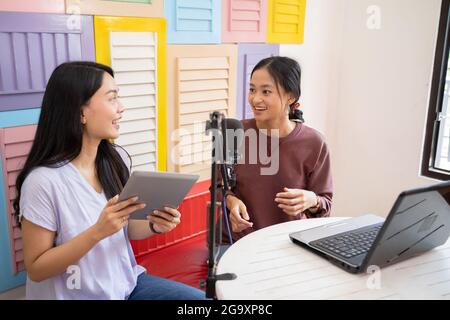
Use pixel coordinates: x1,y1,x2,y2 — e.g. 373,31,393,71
289,102,305,123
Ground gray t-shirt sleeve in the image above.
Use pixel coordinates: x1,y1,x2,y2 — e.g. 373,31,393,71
20,170,57,232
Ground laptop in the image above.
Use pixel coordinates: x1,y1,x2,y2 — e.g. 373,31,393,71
289,181,450,273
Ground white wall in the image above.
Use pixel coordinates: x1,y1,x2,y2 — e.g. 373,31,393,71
281,0,442,218
280,0,345,135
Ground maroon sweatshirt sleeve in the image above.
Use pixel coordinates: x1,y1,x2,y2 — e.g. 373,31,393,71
305,138,333,218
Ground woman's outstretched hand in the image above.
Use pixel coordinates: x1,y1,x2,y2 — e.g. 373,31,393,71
275,187,318,217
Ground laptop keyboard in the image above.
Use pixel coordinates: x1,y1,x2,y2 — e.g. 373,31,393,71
311,224,382,259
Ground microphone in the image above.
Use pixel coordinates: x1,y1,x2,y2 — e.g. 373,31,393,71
205,112,244,165
222,118,244,165
221,118,243,190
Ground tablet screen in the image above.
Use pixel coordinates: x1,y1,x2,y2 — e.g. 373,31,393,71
118,171,199,220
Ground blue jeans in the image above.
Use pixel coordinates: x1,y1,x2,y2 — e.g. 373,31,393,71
127,273,206,300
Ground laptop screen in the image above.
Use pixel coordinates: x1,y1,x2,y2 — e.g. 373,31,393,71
364,181,450,270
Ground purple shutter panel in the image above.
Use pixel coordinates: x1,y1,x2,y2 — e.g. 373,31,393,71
237,44,279,120
0,12,95,112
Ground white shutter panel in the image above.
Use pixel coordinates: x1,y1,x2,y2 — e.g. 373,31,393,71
177,56,232,175
110,32,157,172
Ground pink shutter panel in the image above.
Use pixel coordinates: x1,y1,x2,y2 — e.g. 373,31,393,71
222,0,267,43
0,0,65,13
0,125,37,273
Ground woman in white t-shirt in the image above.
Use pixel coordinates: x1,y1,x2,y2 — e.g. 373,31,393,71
14,61,205,300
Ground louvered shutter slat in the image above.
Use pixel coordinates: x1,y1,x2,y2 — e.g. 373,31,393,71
179,69,229,81
125,142,156,156
113,59,156,72
116,131,156,145
122,107,156,121
115,71,156,85
133,163,156,171
179,79,229,92
180,90,229,103
179,100,228,114
120,96,156,109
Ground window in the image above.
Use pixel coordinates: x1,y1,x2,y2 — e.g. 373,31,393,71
422,0,450,180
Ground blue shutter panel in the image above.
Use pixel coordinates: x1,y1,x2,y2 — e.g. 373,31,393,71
165,0,221,44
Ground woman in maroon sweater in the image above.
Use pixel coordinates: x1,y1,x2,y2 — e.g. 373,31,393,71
223,56,333,243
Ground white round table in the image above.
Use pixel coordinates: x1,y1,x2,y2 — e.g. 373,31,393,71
215,217,450,300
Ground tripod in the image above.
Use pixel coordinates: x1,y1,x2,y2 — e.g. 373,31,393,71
204,111,237,299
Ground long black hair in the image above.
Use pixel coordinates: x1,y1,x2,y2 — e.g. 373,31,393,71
251,56,304,122
13,61,130,226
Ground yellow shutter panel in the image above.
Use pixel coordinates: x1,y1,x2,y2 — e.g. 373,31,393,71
267,0,306,44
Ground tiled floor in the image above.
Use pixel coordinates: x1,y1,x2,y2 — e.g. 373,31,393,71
0,285,25,300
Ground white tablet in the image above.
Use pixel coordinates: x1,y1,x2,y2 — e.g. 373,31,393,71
118,171,200,220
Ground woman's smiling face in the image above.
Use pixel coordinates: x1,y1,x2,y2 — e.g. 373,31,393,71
81,72,124,140
248,67,293,123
